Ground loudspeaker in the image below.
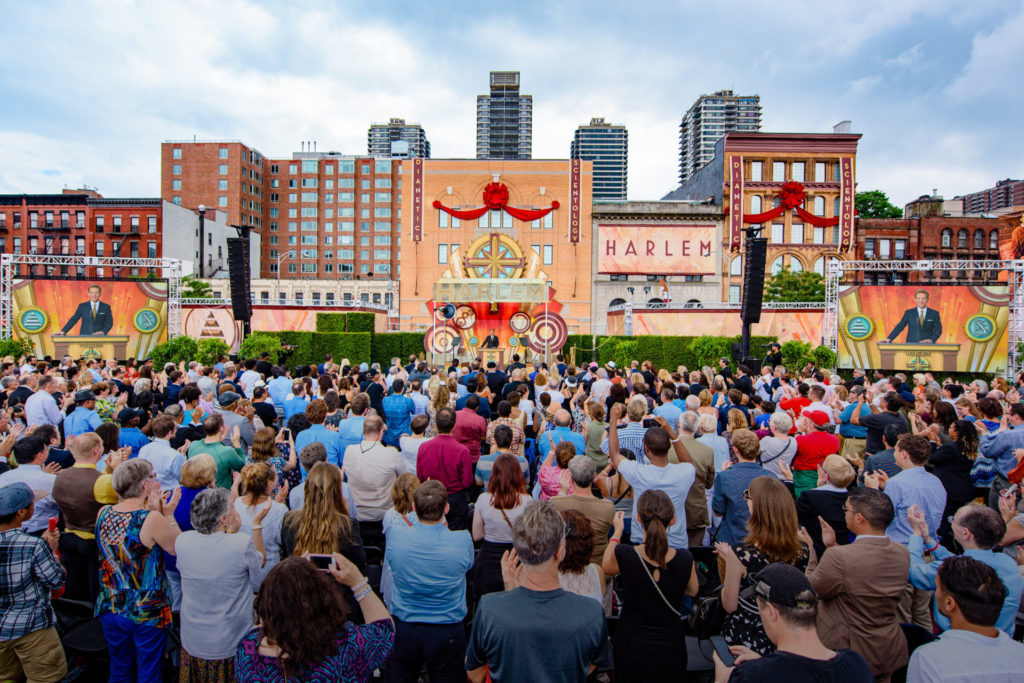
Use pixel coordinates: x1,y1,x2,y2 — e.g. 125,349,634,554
439,303,456,320
742,356,761,371
227,237,251,323
740,237,768,324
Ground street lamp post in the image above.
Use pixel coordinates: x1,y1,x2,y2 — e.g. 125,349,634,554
196,205,207,277
276,249,295,299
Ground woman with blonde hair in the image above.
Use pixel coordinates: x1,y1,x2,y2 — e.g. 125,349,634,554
425,384,449,438
381,474,420,607
723,407,749,459
234,462,289,584
715,476,810,654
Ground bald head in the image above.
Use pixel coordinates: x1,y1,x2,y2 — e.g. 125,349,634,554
363,414,384,438
554,409,572,427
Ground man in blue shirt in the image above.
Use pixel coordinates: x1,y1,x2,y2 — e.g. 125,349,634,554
836,385,870,459
600,396,648,463
116,408,150,458
908,502,1023,636
64,390,102,437
294,399,341,472
538,410,586,461
979,403,1024,507
382,379,414,448
266,367,292,407
865,433,946,628
712,428,769,545
653,388,682,430
408,379,429,416
387,480,473,681
336,393,369,457
282,381,309,422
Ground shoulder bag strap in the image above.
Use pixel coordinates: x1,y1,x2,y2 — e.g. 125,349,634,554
498,506,514,530
634,546,681,618
400,512,413,527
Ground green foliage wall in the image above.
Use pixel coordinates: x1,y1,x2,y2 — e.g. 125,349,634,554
316,312,376,333
264,331,371,367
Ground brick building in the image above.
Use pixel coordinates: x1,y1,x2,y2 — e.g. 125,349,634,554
160,142,403,281
0,190,238,279
959,178,1024,215
665,130,860,302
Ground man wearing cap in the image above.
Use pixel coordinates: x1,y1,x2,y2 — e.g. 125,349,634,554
792,411,839,497
64,389,102,437
214,391,254,452
0,482,67,683
763,343,782,370
713,562,873,682
116,407,150,458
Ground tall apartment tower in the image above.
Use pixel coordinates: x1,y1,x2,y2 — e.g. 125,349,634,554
476,71,532,159
959,178,1024,215
367,118,430,159
679,89,761,184
571,118,628,200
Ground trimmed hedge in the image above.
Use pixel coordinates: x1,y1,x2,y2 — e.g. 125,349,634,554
263,331,371,367
562,334,779,372
370,332,426,367
316,312,376,333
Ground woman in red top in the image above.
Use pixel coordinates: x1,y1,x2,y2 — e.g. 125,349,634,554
791,410,839,497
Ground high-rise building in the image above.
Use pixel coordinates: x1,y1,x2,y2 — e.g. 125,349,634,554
368,118,430,159
476,71,532,159
161,141,404,281
571,118,628,200
959,178,1024,215
679,90,761,184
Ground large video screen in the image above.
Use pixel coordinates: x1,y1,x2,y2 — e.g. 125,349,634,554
838,285,1009,374
13,280,168,360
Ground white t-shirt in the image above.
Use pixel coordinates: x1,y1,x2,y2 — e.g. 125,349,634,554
617,459,696,548
343,441,405,521
591,378,613,404
398,435,431,475
473,492,531,543
545,390,565,408
804,401,835,423
907,629,1024,682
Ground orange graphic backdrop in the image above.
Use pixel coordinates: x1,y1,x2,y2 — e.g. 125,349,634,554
606,308,824,343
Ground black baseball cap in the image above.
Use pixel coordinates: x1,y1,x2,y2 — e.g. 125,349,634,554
740,562,817,608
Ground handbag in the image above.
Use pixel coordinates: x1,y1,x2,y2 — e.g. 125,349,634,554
688,593,725,639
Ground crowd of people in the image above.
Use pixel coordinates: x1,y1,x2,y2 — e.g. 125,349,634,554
1,349,1024,682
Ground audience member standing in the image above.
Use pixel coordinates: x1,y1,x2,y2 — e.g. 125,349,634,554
416,408,474,530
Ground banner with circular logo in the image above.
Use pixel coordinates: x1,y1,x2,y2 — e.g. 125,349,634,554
133,307,163,334
964,314,997,343
16,307,49,336
842,314,874,342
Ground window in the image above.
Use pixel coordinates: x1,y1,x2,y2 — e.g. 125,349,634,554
532,213,554,229
172,148,181,159
374,235,391,245
374,192,391,202
301,178,318,188
814,162,826,182
338,192,354,202
172,179,181,190
375,178,391,188
147,242,157,258
729,285,741,303
973,230,984,249
957,229,967,248
865,239,876,258
542,245,553,265
172,164,181,175
894,240,906,259
361,180,370,190
750,195,762,213
730,256,742,276
438,244,448,264
339,178,354,188
813,196,825,215
301,208,317,217
374,207,390,218
301,160,317,173
95,216,104,231
813,227,824,244
879,239,891,259
301,263,317,273
789,224,803,244
791,162,805,180
750,161,762,181
771,223,784,244
113,216,122,232
301,192,317,202
941,228,952,248
773,161,785,180
129,216,139,232
374,249,390,259
361,250,370,259
218,164,228,175
218,180,228,190
92,240,101,256
218,196,228,207
300,235,317,245
813,256,826,276
375,264,390,274
375,160,391,173
300,249,317,258
990,230,999,250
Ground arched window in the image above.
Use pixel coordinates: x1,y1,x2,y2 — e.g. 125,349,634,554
941,228,952,248
608,298,626,308
647,298,665,307
684,299,703,309
789,257,803,273
750,195,762,214
770,256,784,276
813,256,826,276
990,230,999,250
957,229,968,248
814,196,826,215
973,230,984,249
730,256,742,276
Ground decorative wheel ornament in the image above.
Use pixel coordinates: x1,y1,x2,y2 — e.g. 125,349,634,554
463,233,526,279
424,324,460,355
509,312,532,334
527,312,568,353
452,305,476,330
15,307,49,335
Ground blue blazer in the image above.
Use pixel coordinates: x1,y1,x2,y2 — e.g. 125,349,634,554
887,307,941,344
61,301,113,335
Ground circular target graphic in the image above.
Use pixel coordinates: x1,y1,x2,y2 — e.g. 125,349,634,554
527,313,568,353
424,324,460,355
509,312,532,334
452,305,476,330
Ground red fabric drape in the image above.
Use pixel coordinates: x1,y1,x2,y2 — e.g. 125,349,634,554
432,200,559,221
794,207,840,227
742,205,787,223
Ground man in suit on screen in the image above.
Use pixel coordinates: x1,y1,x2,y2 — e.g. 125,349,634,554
60,284,113,336
886,289,942,344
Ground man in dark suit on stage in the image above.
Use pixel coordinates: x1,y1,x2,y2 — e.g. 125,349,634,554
481,329,500,349
60,284,113,336
886,289,942,344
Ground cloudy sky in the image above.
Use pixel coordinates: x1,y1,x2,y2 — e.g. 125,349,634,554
0,0,1021,206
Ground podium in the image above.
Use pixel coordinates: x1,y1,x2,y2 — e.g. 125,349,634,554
479,348,505,368
52,335,130,360
877,342,960,372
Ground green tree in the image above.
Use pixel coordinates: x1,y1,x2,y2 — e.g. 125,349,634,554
763,267,825,302
855,190,902,219
181,275,214,299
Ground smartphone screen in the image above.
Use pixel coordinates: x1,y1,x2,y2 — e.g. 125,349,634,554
281,429,290,440
307,554,333,571
710,635,735,667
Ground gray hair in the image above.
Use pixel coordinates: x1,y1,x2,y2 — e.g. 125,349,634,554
567,455,597,488
769,411,794,434
679,411,701,436
974,379,989,394
0,376,16,389
698,412,718,435
190,488,232,534
554,409,572,427
111,458,153,499
685,395,700,412
512,500,565,566
133,377,152,394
